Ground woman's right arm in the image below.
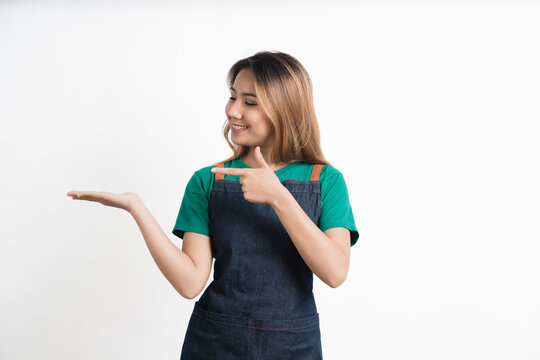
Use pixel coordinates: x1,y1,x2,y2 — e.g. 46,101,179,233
67,190,212,299
129,201,213,299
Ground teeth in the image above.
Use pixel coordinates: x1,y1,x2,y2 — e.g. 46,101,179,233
232,125,248,129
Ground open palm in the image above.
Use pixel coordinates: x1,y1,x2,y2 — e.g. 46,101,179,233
66,190,140,212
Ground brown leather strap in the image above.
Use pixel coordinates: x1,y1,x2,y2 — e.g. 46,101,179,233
214,162,225,180
310,164,323,181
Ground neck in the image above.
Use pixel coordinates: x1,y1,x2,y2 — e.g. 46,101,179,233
241,151,287,171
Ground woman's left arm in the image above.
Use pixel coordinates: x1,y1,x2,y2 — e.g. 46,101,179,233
210,146,351,288
270,188,350,288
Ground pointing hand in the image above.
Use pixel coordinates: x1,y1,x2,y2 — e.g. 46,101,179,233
211,146,285,205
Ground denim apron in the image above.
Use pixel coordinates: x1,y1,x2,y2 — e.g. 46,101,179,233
180,162,325,359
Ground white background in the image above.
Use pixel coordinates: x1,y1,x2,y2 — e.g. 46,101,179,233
1,1,539,359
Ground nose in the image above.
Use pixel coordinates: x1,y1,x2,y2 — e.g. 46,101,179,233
226,99,242,120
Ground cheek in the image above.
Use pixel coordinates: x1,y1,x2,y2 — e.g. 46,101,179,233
250,110,269,127
262,118,273,134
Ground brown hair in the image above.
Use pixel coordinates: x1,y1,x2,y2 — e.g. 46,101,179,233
218,50,332,166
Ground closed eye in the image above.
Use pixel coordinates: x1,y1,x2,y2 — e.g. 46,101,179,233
229,97,256,106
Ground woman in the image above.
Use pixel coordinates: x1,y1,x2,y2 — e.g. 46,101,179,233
67,50,359,359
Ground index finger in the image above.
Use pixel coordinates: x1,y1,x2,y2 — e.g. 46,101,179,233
211,167,248,176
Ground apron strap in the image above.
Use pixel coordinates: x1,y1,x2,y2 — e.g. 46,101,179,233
310,164,324,181
214,162,225,180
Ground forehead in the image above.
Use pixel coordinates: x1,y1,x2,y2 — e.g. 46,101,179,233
232,68,255,89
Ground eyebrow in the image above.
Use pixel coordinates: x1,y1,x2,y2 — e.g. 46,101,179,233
230,86,257,98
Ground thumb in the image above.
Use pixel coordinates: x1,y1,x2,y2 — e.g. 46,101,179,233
254,146,270,168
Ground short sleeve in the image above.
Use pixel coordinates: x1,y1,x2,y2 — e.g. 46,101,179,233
318,166,360,247
172,170,211,240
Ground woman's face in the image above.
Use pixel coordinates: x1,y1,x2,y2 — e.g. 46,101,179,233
225,68,274,148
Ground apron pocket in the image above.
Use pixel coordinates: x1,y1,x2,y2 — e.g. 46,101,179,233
181,304,250,359
187,302,323,360
251,316,323,360
193,301,319,330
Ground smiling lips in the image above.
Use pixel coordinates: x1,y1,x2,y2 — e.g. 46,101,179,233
232,124,249,132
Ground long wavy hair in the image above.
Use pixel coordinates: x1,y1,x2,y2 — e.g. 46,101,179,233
217,51,331,166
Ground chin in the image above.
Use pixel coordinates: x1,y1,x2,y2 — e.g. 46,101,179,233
231,140,246,147
230,136,252,146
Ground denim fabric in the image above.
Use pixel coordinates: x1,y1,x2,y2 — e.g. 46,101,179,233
180,172,324,359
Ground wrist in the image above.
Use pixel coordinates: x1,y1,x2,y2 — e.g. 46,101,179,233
271,185,292,209
128,196,146,215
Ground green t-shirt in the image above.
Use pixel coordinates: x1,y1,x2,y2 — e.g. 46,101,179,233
172,157,359,247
